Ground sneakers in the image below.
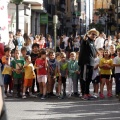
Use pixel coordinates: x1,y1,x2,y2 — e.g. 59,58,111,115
92,93,98,99
22,95,27,99
87,94,96,99
4,94,7,98
107,93,112,97
41,95,46,100
7,93,13,97
67,94,72,98
81,94,89,100
29,93,37,98
99,93,105,99
58,95,64,99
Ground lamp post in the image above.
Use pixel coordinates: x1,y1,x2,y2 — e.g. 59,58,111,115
60,0,65,34
80,18,82,35
12,0,23,33
53,15,58,52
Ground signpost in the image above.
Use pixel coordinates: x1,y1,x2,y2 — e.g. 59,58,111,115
53,15,58,52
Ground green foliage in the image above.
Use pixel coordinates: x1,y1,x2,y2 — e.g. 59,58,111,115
89,22,104,32
12,0,23,4
95,8,106,16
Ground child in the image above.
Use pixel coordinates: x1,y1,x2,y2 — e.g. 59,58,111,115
2,47,12,97
30,43,39,93
109,44,117,97
22,55,36,99
68,52,79,97
92,53,100,98
35,50,47,100
47,51,58,97
99,49,113,99
11,50,24,98
55,52,61,96
98,48,104,59
20,47,27,61
58,52,68,99
113,48,120,99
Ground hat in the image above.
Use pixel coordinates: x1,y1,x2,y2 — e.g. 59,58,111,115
87,28,99,36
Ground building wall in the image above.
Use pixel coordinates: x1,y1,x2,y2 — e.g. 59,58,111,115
94,0,111,9
8,3,25,34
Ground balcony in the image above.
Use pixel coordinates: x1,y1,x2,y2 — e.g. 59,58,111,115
23,0,43,5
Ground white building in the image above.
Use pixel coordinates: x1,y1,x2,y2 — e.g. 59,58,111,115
8,0,45,35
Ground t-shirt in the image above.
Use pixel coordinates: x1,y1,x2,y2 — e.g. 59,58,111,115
94,37,104,49
92,57,100,80
48,59,58,76
16,36,24,50
2,56,12,75
58,60,68,77
30,52,38,65
113,56,120,74
11,59,24,78
35,58,47,75
99,58,113,75
24,63,35,79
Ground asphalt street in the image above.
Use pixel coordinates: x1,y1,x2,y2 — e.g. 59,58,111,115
5,83,120,120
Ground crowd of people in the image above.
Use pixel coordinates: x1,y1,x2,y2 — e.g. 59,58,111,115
0,28,120,102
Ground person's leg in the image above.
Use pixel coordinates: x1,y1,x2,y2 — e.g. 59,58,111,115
47,75,51,95
108,76,113,96
100,78,106,95
68,77,72,96
72,75,78,95
32,79,35,93
79,65,86,96
58,76,62,95
62,77,66,97
85,65,93,95
17,78,21,96
115,73,120,96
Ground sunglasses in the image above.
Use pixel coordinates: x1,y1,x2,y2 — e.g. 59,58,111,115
92,33,97,37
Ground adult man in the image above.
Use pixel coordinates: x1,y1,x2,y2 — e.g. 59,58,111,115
78,28,99,100
62,34,69,50
94,32,105,49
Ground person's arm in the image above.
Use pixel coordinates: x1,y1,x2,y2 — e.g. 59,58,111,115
0,86,3,116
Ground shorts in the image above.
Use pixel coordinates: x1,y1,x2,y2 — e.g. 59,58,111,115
100,74,111,79
74,48,79,52
24,79,33,87
61,77,66,83
92,76,100,84
4,74,11,85
37,75,47,83
13,78,22,85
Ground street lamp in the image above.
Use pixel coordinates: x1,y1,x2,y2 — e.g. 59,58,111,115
80,18,82,35
12,0,23,33
60,0,65,34
53,15,58,52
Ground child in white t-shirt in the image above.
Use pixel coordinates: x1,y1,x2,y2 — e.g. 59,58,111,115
113,48,120,99
92,54,100,98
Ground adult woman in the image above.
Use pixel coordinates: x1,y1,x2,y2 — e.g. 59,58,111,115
59,36,65,52
104,35,112,50
24,37,32,55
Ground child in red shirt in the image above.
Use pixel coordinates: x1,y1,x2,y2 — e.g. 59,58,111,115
35,50,48,100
